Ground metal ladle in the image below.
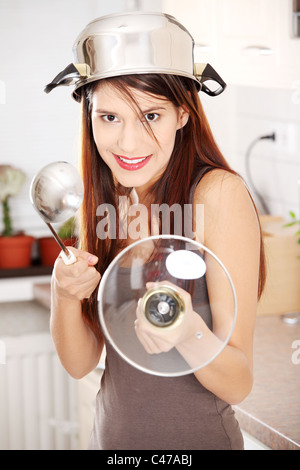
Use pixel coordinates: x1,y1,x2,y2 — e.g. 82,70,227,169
30,161,84,265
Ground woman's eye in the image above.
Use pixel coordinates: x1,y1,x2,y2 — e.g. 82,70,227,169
102,115,117,122
144,113,159,122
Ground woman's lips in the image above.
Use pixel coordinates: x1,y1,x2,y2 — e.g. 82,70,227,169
113,153,152,171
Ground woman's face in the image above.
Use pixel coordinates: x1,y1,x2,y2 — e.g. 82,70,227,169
91,81,189,196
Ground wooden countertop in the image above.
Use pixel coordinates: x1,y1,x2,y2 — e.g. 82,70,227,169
33,283,300,450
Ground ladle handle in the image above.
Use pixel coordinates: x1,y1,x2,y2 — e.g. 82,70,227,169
60,248,77,265
46,222,77,265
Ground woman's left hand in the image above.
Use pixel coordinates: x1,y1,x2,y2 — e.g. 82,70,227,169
134,280,203,354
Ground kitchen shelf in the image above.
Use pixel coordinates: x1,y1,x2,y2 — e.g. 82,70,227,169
0,264,53,279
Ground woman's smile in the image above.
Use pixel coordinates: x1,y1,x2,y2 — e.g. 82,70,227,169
113,153,152,171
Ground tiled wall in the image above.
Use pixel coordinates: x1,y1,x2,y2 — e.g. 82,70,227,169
202,84,300,220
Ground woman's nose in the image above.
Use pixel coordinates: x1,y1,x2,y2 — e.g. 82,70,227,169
117,121,143,154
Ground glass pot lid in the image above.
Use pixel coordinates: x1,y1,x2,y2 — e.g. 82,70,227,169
98,235,237,377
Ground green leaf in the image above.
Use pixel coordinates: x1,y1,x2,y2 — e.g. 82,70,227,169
283,222,297,228
289,211,296,219
58,217,77,239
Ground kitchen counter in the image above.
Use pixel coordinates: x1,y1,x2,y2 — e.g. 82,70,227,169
33,283,300,450
33,282,52,310
234,314,300,450
0,299,50,336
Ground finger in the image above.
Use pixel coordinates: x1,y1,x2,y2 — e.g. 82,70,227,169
60,246,99,266
54,257,100,296
56,270,101,300
56,253,98,279
134,321,162,354
74,277,101,299
135,310,173,353
135,299,158,334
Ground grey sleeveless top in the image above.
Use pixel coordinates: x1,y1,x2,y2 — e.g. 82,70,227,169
87,168,244,450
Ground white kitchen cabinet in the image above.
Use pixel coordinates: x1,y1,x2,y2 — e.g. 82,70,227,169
163,0,218,63
162,0,300,89
215,0,279,87
277,0,300,81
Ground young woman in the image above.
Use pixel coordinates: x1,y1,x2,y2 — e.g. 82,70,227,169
47,12,265,450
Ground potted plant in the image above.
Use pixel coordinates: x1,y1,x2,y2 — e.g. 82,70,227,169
0,165,35,269
38,216,78,266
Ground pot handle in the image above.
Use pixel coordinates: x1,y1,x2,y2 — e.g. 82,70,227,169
44,63,90,94
45,222,77,265
194,63,227,96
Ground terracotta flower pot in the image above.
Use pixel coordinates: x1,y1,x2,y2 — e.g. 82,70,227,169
38,237,77,266
0,234,35,269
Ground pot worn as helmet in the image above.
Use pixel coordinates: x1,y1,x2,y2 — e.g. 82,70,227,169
45,11,226,101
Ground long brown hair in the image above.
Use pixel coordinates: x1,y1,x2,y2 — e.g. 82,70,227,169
78,74,266,337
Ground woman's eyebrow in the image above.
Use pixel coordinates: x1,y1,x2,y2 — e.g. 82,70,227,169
94,106,167,116
95,106,166,113
94,109,117,114
141,106,166,113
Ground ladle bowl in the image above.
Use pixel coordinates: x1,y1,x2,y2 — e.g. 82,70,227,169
30,161,84,265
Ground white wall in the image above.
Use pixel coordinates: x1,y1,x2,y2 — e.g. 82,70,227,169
201,83,300,218
0,0,162,237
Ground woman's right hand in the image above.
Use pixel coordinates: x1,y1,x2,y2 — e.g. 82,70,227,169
52,247,101,301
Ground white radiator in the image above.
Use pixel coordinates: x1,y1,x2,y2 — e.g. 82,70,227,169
0,332,78,450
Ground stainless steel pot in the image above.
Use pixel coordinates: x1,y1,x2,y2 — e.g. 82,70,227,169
45,11,226,100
